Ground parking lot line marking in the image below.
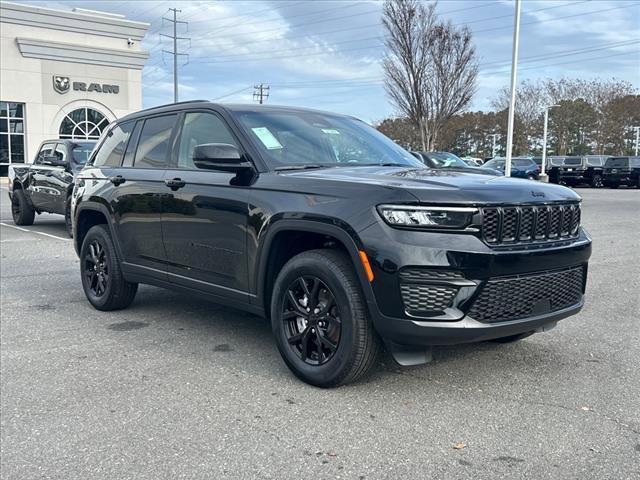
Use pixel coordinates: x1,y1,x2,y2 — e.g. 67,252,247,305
0,222,71,241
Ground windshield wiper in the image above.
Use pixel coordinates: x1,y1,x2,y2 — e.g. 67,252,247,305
275,164,331,171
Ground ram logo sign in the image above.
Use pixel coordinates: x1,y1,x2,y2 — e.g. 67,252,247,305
53,75,70,94
52,76,120,95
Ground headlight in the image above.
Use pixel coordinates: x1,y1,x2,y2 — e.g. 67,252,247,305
377,205,477,229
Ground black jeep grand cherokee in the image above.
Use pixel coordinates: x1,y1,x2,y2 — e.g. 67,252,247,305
72,101,592,387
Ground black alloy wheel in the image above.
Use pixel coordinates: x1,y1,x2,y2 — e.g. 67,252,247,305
591,174,603,188
283,276,341,366
84,240,109,298
11,189,35,226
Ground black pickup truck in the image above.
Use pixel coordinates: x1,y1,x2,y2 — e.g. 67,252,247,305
71,101,592,387
8,139,95,236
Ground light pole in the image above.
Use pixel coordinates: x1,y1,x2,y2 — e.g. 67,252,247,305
634,126,639,156
504,0,521,178
540,104,560,182
490,133,499,158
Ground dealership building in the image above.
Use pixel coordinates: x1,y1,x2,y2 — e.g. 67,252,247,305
0,1,149,175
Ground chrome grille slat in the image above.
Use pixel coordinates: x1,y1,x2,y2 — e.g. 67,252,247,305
481,204,580,246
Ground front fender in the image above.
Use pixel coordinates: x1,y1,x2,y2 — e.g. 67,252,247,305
253,216,376,311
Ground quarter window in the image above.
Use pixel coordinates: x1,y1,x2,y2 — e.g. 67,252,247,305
92,122,134,167
177,112,237,169
134,115,177,169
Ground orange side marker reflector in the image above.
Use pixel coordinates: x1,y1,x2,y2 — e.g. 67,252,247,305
359,250,375,283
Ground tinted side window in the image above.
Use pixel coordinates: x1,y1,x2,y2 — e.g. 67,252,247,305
35,143,55,164
123,121,143,167
134,115,177,169
54,144,66,161
177,112,237,169
93,122,134,167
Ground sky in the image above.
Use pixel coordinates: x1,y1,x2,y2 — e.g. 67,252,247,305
16,0,640,122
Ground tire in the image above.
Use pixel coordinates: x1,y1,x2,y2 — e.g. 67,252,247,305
64,196,73,238
527,174,536,181
80,224,138,311
591,174,603,188
490,331,535,344
11,189,35,226
270,249,382,387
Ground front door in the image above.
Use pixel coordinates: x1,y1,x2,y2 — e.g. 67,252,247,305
37,143,73,214
161,111,250,302
29,142,56,209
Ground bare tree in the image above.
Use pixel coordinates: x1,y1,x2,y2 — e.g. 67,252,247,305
382,0,478,151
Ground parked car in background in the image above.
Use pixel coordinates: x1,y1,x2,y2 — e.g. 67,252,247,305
8,139,95,236
462,156,484,167
483,157,541,180
602,156,640,188
413,151,501,175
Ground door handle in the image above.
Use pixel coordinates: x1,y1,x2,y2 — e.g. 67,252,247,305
108,175,126,186
164,178,186,190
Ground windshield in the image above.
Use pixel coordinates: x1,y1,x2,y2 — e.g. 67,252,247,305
428,152,468,168
233,110,423,169
563,158,582,166
586,156,603,166
605,157,629,168
72,142,96,164
484,159,505,169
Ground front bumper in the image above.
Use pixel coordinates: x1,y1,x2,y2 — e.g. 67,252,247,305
358,221,592,346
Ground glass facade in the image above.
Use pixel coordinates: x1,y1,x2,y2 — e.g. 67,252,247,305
59,107,108,140
0,101,26,165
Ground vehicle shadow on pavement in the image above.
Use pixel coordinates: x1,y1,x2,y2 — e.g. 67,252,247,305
119,285,571,389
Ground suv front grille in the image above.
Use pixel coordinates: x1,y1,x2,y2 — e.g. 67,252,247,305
468,266,584,323
481,204,580,246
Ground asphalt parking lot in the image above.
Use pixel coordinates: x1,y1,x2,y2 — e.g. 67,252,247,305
1,186,639,480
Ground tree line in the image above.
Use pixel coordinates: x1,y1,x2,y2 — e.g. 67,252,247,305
378,0,639,157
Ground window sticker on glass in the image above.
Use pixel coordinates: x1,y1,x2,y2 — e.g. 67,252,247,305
322,128,340,135
251,127,283,150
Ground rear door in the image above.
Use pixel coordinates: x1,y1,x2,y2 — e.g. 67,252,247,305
160,109,250,301
100,115,177,276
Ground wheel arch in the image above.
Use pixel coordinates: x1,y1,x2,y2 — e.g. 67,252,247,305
255,218,375,318
74,202,122,259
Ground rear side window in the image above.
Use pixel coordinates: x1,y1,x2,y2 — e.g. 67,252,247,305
513,159,533,167
92,122,134,167
134,115,177,169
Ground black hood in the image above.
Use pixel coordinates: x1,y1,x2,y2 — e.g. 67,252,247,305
282,166,580,204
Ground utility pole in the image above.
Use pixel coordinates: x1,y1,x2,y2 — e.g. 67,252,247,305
540,104,560,182
634,126,639,156
504,0,521,178
161,8,190,103
253,84,270,104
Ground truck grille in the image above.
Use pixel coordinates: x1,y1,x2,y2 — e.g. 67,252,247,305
468,266,584,323
481,204,580,246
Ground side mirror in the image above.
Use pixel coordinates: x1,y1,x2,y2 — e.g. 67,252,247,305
43,155,68,167
193,143,253,173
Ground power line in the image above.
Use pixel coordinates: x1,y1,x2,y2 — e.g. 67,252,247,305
186,1,635,65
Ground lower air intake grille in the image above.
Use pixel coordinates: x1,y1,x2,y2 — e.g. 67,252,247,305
468,266,584,323
400,284,458,313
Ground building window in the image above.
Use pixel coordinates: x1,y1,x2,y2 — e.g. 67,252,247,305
59,107,108,140
0,101,26,165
